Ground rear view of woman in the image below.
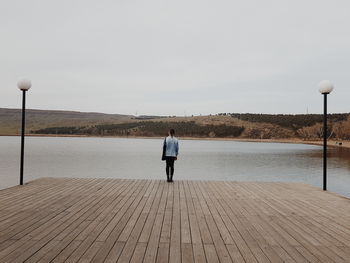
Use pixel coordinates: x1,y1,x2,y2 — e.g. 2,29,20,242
162,129,179,182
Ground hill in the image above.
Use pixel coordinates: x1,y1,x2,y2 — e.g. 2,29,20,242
2,108,350,140
0,108,134,135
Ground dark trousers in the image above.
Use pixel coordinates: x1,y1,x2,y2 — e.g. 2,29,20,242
165,157,176,181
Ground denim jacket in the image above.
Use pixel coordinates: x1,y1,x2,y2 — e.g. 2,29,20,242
164,136,179,157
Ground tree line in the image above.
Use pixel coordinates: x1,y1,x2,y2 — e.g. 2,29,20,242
32,121,245,138
219,113,349,129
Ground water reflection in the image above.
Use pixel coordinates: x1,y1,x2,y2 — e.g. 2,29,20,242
301,146,350,170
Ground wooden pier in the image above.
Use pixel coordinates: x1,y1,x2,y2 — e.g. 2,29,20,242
0,178,350,262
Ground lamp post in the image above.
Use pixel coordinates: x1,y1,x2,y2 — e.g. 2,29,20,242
17,79,32,185
318,80,334,191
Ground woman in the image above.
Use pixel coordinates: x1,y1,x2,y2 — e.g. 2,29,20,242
162,129,179,182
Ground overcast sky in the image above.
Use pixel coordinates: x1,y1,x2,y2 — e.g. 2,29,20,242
0,0,349,116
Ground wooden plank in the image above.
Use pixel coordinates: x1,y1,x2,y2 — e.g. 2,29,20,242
195,182,233,263
70,180,154,262
0,178,349,263
187,181,213,245
169,182,181,263
117,182,163,262
143,182,168,263
4,179,134,262
88,181,151,262
131,242,148,263
203,244,219,263
209,182,285,263
192,244,207,263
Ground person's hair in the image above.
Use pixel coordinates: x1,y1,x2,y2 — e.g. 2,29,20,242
169,129,175,136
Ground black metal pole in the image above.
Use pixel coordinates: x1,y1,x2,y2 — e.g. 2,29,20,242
20,90,26,185
323,93,327,191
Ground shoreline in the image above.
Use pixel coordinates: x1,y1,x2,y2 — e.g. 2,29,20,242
1,134,349,149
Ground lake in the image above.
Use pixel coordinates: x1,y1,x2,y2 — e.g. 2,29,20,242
1,136,350,197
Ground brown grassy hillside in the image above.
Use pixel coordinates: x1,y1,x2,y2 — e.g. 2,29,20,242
155,115,295,139
2,108,350,140
0,108,133,135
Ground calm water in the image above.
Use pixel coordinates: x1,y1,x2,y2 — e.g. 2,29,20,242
1,136,350,197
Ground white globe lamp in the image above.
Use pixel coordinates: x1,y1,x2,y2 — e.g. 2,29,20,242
318,80,334,94
17,79,32,91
